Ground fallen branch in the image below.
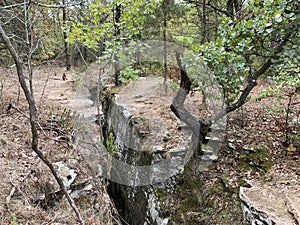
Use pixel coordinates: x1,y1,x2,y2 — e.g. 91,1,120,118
6,174,31,209
39,72,50,105
7,102,29,119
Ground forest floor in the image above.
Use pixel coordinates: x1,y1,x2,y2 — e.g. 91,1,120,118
0,64,299,225
0,65,119,225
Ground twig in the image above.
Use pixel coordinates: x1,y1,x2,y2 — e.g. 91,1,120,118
0,1,84,10
39,72,50,105
5,156,42,208
9,103,48,136
0,77,3,111
6,175,31,208
38,123,67,135
8,103,29,119
5,185,16,208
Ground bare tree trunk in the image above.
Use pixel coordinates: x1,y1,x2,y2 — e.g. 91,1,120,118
0,23,85,225
227,0,242,19
200,0,207,105
226,0,234,18
62,0,71,70
114,3,121,86
200,0,207,45
162,0,168,92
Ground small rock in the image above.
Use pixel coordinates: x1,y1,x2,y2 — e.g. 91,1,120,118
227,139,236,143
134,94,144,99
83,184,94,191
228,142,236,150
209,154,218,161
53,161,77,189
205,135,223,142
70,190,80,199
94,203,100,211
202,144,214,153
153,146,164,152
161,218,169,225
242,145,256,153
202,153,218,162
210,122,226,131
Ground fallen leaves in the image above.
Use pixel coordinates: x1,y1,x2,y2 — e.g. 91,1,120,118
287,144,297,153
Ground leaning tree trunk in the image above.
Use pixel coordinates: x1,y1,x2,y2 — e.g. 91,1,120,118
170,28,294,169
170,52,210,170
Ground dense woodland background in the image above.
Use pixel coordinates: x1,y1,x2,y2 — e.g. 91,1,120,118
0,0,299,88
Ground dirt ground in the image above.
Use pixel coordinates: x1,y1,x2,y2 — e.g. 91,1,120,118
0,64,299,225
0,65,118,225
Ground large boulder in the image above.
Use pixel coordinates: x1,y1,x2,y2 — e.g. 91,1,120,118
240,181,300,225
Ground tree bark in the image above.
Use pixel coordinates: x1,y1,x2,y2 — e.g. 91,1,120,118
114,3,121,85
62,0,71,70
200,0,207,45
170,25,294,167
162,0,168,89
171,52,210,162
227,0,242,19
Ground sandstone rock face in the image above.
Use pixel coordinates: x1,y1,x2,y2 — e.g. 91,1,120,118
240,181,300,225
103,77,224,224
104,77,192,186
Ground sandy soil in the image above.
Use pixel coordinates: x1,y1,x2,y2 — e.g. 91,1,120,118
0,65,117,225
